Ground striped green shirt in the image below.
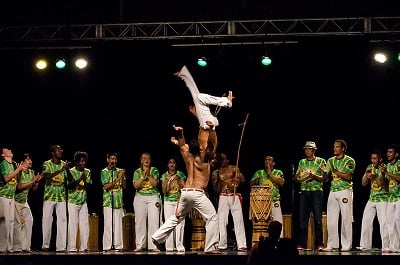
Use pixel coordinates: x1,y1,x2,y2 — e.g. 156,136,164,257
133,167,160,196
296,157,326,191
42,159,67,202
101,167,124,208
387,160,400,202
326,155,355,192
67,167,92,205
14,169,35,203
161,170,186,202
0,160,18,199
364,164,388,202
251,168,284,202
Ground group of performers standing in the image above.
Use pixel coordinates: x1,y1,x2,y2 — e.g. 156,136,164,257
1,65,400,255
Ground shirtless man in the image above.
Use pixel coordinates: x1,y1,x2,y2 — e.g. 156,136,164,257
152,125,221,254
212,153,247,251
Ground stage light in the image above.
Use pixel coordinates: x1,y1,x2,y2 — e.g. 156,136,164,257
261,55,272,66
197,57,208,67
74,57,88,70
374,52,387,64
397,53,400,61
34,58,48,70
55,58,66,69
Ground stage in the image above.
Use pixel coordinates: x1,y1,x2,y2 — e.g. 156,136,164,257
1,248,399,265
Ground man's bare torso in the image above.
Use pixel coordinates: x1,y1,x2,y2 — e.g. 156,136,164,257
183,155,210,190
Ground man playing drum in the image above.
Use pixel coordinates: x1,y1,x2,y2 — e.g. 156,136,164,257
250,155,285,239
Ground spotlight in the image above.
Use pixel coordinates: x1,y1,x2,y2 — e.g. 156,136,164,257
261,55,272,66
55,58,66,69
73,56,89,70
34,58,48,70
197,57,208,67
374,52,387,64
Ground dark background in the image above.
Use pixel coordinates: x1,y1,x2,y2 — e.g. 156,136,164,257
1,0,399,250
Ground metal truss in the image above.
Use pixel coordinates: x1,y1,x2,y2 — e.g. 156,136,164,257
1,16,400,47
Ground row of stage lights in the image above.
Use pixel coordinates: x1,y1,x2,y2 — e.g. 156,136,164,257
197,55,272,67
196,51,400,67
32,50,399,71
34,56,89,71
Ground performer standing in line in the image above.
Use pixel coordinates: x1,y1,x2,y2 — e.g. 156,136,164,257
41,145,70,252
13,153,42,253
161,157,187,252
101,152,126,252
383,144,400,253
294,141,327,251
322,139,355,252
0,147,28,253
212,153,247,251
174,65,234,158
133,152,161,252
66,151,92,252
152,125,221,254
357,148,389,252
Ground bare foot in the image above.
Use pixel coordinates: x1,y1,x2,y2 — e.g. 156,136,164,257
227,90,234,101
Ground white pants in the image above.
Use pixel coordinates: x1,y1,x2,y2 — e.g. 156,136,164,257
42,200,67,251
163,201,185,251
13,201,33,252
386,200,400,251
152,189,219,252
0,196,14,252
177,65,232,129
133,193,161,250
326,189,353,250
67,202,89,251
271,200,284,238
359,200,388,250
102,207,123,250
217,194,247,249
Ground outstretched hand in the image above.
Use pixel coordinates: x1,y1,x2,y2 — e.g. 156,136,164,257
171,137,179,145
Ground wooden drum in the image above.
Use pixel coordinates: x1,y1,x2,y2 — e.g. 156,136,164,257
189,208,205,250
123,213,135,251
249,186,273,246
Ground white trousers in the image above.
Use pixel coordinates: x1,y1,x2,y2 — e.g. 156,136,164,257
163,201,185,251
42,200,67,251
0,196,14,252
359,200,388,250
67,202,89,251
217,194,247,249
386,200,400,252
133,194,161,250
152,189,219,252
102,207,123,250
271,200,283,238
326,189,353,250
13,201,33,252
177,65,232,129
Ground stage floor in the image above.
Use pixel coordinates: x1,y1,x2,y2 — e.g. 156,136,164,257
1,248,399,265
